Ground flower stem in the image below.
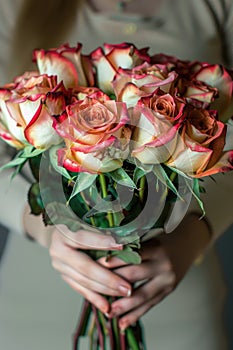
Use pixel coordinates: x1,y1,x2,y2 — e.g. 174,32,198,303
80,192,96,226
108,318,116,349
139,175,146,203
92,305,106,350
73,299,91,350
99,174,114,227
120,329,126,350
125,327,141,350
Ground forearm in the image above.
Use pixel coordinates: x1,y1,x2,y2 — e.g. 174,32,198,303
0,169,30,234
158,212,212,281
198,172,233,244
23,202,53,248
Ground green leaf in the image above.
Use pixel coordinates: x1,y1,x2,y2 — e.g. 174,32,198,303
28,182,44,215
109,168,136,188
167,165,193,180
111,248,141,264
11,165,24,180
133,167,146,185
22,146,45,158
0,156,27,173
0,146,45,174
190,177,205,217
69,173,97,202
153,164,182,199
29,154,42,181
49,145,72,180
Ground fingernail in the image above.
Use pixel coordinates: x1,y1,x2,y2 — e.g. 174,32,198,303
118,285,131,297
119,321,127,331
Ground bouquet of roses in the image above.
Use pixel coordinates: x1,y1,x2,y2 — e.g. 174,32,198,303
0,42,233,350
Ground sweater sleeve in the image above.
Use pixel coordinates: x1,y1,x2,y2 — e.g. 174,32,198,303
0,168,30,235
199,171,233,243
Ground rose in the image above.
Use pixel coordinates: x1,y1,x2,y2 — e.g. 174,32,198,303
33,43,94,89
183,80,218,106
112,62,177,108
151,57,233,122
53,96,131,173
166,107,228,177
131,89,184,164
190,64,233,122
71,86,113,107
167,61,233,121
0,73,65,149
90,42,151,94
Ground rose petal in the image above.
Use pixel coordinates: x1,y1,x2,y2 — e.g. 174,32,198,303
25,102,61,149
91,47,117,93
166,136,213,176
35,50,78,88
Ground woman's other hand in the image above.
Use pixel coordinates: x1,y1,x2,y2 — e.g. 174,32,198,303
98,213,211,329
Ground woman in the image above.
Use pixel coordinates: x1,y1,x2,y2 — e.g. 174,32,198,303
0,0,232,349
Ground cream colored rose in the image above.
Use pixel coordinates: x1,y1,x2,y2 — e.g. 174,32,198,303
131,90,183,164
0,74,63,149
54,96,131,173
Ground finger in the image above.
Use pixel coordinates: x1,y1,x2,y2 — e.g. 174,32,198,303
108,273,175,318
61,274,110,314
118,290,169,330
50,237,132,297
98,256,129,269
53,257,130,297
113,261,160,283
55,226,123,250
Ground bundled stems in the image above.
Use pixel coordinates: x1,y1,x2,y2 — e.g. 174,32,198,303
73,299,147,350
73,173,147,349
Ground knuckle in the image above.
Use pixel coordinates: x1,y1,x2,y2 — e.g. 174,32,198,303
49,245,57,259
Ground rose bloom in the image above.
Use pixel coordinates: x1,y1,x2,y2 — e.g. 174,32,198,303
33,43,95,89
53,95,131,173
131,89,184,164
112,62,177,108
166,107,229,177
90,42,151,94
0,73,65,149
152,55,233,122
190,63,233,122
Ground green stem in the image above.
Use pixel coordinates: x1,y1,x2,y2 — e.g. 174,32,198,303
139,175,146,203
88,315,96,350
111,317,121,350
169,170,177,183
125,327,141,350
99,174,114,227
80,191,96,226
92,306,106,350
73,300,92,349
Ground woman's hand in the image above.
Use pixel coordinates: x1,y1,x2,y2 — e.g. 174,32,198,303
23,203,132,314
98,213,212,330
49,229,132,314
23,202,211,325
